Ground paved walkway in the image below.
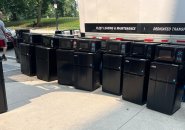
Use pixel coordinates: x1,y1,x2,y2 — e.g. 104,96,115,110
0,50,184,130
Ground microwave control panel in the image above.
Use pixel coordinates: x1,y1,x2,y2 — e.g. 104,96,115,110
91,42,96,52
146,45,152,58
176,49,184,63
121,44,126,54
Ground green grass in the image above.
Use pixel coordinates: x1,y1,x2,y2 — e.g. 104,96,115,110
5,17,80,30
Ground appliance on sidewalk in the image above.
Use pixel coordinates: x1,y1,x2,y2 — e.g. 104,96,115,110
100,39,109,85
55,29,80,36
0,59,8,113
57,37,77,85
55,34,75,38
147,44,185,114
20,33,42,76
74,39,101,91
36,35,59,81
14,29,30,63
122,42,159,105
102,40,131,95
22,33,42,45
15,29,30,39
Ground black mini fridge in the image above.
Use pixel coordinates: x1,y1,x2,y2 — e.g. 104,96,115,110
0,59,8,113
147,44,185,114
122,42,159,104
100,40,109,85
122,57,150,104
36,46,57,81
74,39,101,91
14,38,23,63
57,37,77,85
20,43,36,76
147,62,184,115
102,41,131,95
14,29,30,63
20,33,42,76
36,36,59,81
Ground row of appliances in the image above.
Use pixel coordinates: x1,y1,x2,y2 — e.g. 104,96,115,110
102,41,185,114
17,29,185,115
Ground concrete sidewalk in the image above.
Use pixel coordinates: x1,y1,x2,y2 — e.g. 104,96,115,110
0,54,185,130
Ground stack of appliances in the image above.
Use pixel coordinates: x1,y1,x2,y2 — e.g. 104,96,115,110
102,40,131,95
36,35,59,81
147,44,185,114
57,37,77,85
0,58,7,113
122,42,159,105
74,39,101,91
20,33,42,76
14,29,30,63
100,39,109,85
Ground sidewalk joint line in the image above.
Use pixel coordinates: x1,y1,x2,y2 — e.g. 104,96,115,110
117,106,146,130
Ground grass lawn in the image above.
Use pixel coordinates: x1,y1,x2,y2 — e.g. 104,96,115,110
5,17,80,30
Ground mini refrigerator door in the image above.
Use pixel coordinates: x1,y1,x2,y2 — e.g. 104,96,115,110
14,38,23,63
103,54,123,70
20,43,36,76
123,57,150,76
122,58,150,105
57,49,74,85
147,80,183,115
74,52,101,91
150,62,184,84
36,46,57,81
102,54,123,95
74,66,100,91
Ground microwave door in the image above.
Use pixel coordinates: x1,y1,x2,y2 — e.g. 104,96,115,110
156,47,175,62
79,41,90,51
107,42,120,53
132,45,144,57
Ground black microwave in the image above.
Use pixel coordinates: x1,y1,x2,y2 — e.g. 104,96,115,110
16,29,30,38
58,37,77,49
106,40,131,55
130,42,160,59
155,44,185,64
55,34,75,38
42,35,59,48
23,33,42,45
76,39,101,53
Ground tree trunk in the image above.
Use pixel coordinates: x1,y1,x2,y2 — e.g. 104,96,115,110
36,0,43,26
12,13,17,21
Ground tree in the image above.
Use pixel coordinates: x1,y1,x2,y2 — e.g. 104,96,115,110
0,0,27,21
36,0,51,25
57,0,65,17
0,0,78,23
63,0,78,17
36,0,43,25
